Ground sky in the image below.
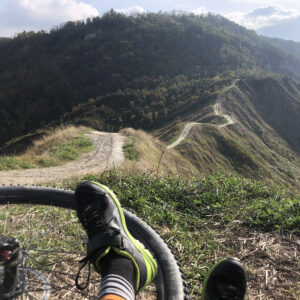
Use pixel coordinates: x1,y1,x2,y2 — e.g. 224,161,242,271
1,0,300,41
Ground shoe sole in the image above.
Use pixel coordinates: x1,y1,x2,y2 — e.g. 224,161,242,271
91,181,158,290
201,257,246,300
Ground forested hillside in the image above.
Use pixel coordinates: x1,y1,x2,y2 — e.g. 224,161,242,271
265,36,300,59
1,11,300,144
159,76,300,187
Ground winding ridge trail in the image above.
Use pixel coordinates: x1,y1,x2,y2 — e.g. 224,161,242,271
168,81,237,149
214,103,234,127
167,123,200,149
0,131,125,185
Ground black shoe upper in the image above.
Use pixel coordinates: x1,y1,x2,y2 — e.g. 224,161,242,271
75,181,149,292
75,182,124,256
203,258,246,300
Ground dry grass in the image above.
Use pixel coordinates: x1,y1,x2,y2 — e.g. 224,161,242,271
59,167,299,299
120,128,199,178
0,126,92,170
27,126,88,156
211,224,300,300
0,203,102,299
0,201,157,299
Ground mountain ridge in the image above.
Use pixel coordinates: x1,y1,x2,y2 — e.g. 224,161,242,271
1,12,300,142
156,75,300,188
0,12,299,187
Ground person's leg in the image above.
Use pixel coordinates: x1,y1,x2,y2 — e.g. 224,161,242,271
98,252,135,300
201,257,247,300
75,181,158,299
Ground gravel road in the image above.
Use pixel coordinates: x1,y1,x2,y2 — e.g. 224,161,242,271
0,131,125,185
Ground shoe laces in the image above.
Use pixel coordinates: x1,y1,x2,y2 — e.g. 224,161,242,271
76,204,122,291
83,205,106,238
76,204,106,290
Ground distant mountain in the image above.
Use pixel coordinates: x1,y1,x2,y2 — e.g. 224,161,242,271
1,12,300,144
0,11,299,186
228,5,300,42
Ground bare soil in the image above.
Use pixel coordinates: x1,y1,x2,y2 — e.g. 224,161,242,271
167,122,201,149
167,81,238,149
167,103,234,149
0,131,125,185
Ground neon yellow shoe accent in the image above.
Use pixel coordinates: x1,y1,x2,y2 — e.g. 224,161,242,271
94,246,111,273
90,181,158,291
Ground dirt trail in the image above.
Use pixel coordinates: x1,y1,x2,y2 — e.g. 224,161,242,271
168,81,237,149
167,122,200,149
0,131,125,185
214,103,234,127
213,79,237,128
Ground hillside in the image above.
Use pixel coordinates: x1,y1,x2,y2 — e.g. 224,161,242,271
156,76,300,188
265,36,300,59
0,12,300,188
1,12,300,144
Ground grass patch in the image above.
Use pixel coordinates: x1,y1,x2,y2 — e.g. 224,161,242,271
57,171,299,299
49,135,93,161
0,126,93,170
123,139,140,160
79,171,299,234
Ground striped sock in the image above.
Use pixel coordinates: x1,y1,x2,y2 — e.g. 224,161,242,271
99,274,135,300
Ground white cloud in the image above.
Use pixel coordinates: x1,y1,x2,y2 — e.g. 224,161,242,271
226,5,300,29
192,7,208,15
165,6,208,16
0,0,99,37
229,0,300,4
230,0,273,3
115,5,208,17
115,6,147,16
